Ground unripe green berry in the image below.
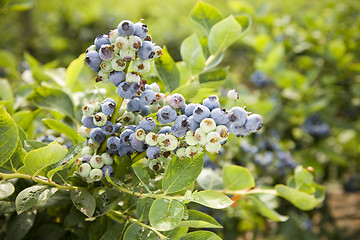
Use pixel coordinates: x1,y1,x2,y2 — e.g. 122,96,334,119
120,49,135,61
115,37,129,50
122,111,135,125
145,132,158,146
216,125,229,141
100,61,112,72
132,59,150,74
205,142,221,153
80,146,94,157
200,118,216,133
111,56,126,71
109,29,120,43
101,152,113,165
206,132,221,144
227,89,239,100
186,145,201,158
160,135,178,151
176,147,187,159
79,126,91,138
129,36,142,50
194,128,207,146
88,139,100,150
93,112,108,126
136,128,146,141
79,163,91,177
126,72,141,83
90,155,104,169
185,131,197,146
92,101,102,112
90,168,103,181
82,104,95,117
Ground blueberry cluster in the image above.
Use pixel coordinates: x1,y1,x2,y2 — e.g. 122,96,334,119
303,114,330,139
84,19,163,84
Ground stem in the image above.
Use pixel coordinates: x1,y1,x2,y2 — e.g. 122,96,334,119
0,172,77,191
216,188,278,196
110,210,168,240
205,54,216,66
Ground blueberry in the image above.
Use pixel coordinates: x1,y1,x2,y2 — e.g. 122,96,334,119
85,51,102,72
111,56,126,71
140,90,156,105
117,20,135,37
229,123,249,137
139,117,156,131
137,41,156,60
140,105,150,117
157,106,177,124
250,70,272,87
81,116,96,129
102,101,116,116
129,36,142,50
90,128,106,143
202,95,219,111
117,82,137,99
132,59,151,74
126,125,137,131
103,98,116,105
244,114,263,132
107,136,121,152
99,44,115,61
102,165,114,177
118,143,134,157
129,133,146,152
101,121,115,135
192,105,211,123
90,168,103,181
94,34,111,50
93,112,108,126
171,126,187,137
134,22,148,39
227,89,239,100
174,115,189,131
188,116,199,132
146,145,161,159
228,107,247,126
158,126,172,135
79,163,91,177
120,49,135,62
109,71,125,87
90,155,104,169
120,129,134,144
211,108,229,125
127,98,142,112
82,154,92,163
114,123,123,133
169,93,185,109
100,61,112,72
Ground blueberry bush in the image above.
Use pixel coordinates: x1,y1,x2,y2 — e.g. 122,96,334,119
1,0,359,239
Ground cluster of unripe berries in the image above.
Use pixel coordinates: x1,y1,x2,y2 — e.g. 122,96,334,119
84,19,163,84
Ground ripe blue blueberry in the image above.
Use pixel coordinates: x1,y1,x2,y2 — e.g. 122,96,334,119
129,133,146,152
146,145,161,159
174,115,189,131
202,95,220,111
158,126,172,135
211,108,229,125
228,107,247,126
85,51,102,72
140,105,150,117
127,98,142,112
140,90,156,105
134,22,148,39
188,116,200,132
229,123,250,137
171,126,187,138
90,128,106,143
157,106,177,124
244,114,263,132
102,101,116,116
137,41,156,60
118,143,134,157
99,44,115,61
192,105,211,123
81,154,92,163
139,117,156,131
102,165,114,177
103,98,116,105
101,121,115,135
169,93,185,109
94,34,111,50
117,20,135,37
114,122,123,133
120,129,134,144
81,116,96,129
109,71,125,87
117,82,138,99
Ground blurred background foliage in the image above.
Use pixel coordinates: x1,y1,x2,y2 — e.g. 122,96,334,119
1,0,360,239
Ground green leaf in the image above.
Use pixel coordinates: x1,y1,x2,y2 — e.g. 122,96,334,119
149,199,184,231
223,165,255,190
136,198,154,222
208,15,243,55
178,209,222,228
13,109,40,138
70,189,96,217
15,185,49,214
0,79,13,100
171,79,200,101
100,223,125,240
123,223,159,240
162,154,204,194
47,141,86,178
196,168,224,190
154,46,180,92
234,14,252,35
27,86,75,117
199,66,228,83
24,140,47,151
0,201,16,213
179,230,222,240
0,182,15,200
132,165,151,193
247,195,288,222
6,140,25,170
66,53,86,90
190,1,223,35
23,141,68,176
191,190,233,209
6,210,36,240
275,185,319,211
7,0,34,12
0,105,19,166
180,34,206,75
43,118,84,144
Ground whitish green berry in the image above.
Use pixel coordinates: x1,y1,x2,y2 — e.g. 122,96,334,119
149,82,160,92
122,111,135,125
97,70,110,83
109,29,120,43
79,126,91,138
92,101,102,112
129,36,142,50
136,128,146,141
186,145,201,158
154,46,163,58
80,146,94,156
120,49,135,61
205,142,222,153
101,152,113,165
176,148,187,159
79,163,91,177
160,135,178,151
115,37,129,50
93,112,108,126
206,132,221,144
227,89,239,100
88,139,100,150
145,132,158,146
100,61,112,72
194,128,207,146
200,118,216,133
132,59,150,74
82,104,95,117
111,56,126,71
126,72,141,83
90,155,104,169
185,131,197,146
216,125,229,141
90,169,103,181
